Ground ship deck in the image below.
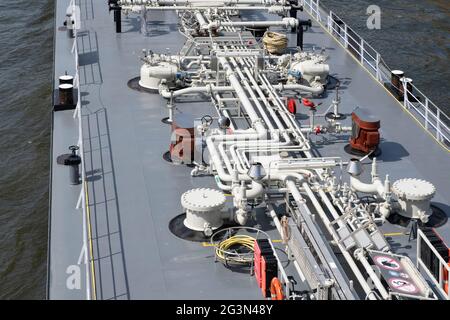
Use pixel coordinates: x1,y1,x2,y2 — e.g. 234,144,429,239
48,0,450,299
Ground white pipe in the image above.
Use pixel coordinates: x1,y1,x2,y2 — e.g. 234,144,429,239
194,11,208,29
218,57,267,134
244,180,265,199
232,62,276,132
206,18,298,30
284,179,377,300
120,0,285,5
159,83,324,99
355,249,390,300
241,66,291,142
350,176,385,198
121,5,290,11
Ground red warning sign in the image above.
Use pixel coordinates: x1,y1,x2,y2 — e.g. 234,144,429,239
388,278,419,294
373,255,401,271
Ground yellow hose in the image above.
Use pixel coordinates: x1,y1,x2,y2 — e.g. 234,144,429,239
262,31,288,54
215,235,255,264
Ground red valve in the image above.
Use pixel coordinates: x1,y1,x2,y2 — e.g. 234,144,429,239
302,98,316,108
314,126,322,135
287,98,297,114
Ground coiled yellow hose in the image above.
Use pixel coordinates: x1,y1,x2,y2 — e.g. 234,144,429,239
262,31,288,54
215,235,255,264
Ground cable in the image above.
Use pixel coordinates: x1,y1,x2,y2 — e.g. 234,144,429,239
262,31,288,54
215,234,256,264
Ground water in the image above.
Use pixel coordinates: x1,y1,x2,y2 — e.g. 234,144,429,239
0,0,53,299
320,0,450,112
0,0,448,299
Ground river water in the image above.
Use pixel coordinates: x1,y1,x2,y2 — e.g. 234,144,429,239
0,0,448,299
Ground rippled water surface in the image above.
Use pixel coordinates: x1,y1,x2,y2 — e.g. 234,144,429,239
0,0,448,299
320,0,450,110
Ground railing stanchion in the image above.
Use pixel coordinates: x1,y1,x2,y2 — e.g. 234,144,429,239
327,12,331,32
316,0,320,21
375,53,380,82
360,39,364,65
402,78,408,109
344,24,348,48
436,109,441,141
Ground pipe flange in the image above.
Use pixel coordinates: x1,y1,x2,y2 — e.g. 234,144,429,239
392,178,436,201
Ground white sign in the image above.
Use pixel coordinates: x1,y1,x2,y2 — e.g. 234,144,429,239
389,278,419,294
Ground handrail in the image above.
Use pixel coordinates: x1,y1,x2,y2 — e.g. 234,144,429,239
417,229,450,300
301,0,450,149
69,0,96,300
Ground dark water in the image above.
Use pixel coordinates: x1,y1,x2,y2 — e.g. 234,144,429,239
0,0,53,299
320,0,450,111
0,0,448,299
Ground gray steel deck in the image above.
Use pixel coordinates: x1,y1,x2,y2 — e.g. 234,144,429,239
48,0,450,299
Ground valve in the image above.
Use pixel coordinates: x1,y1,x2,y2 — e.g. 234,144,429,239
302,98,316,109
66,145,82,185
197,115,213,134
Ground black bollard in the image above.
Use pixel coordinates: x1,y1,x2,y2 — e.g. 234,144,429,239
58,83,74,106
59,73,74,85
67,145,82,185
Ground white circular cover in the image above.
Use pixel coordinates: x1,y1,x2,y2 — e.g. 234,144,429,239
59,75,73,81
59,83,73,89
392,178,436,201
181,188,226,212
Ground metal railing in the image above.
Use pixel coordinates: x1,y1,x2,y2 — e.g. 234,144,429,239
69,0,96,300
417,229,450,300
301,0,450,149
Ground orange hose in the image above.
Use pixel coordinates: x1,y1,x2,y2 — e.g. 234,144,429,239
444,263,450,294
270,277,284,300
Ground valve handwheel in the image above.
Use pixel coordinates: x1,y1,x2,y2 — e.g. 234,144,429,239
69,145,79,155
201,115,213,127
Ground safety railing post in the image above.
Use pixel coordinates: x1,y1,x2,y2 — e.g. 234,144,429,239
360,39,364,65
316,0,320,21
416,231,421,269
375,53,381,82
327,12,331,32
436,109,441,142
402,78,408,109
344,24,348,48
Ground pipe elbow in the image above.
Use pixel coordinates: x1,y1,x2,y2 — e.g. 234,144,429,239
158,85,171,98
245,180,265,199
350,176,384,197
